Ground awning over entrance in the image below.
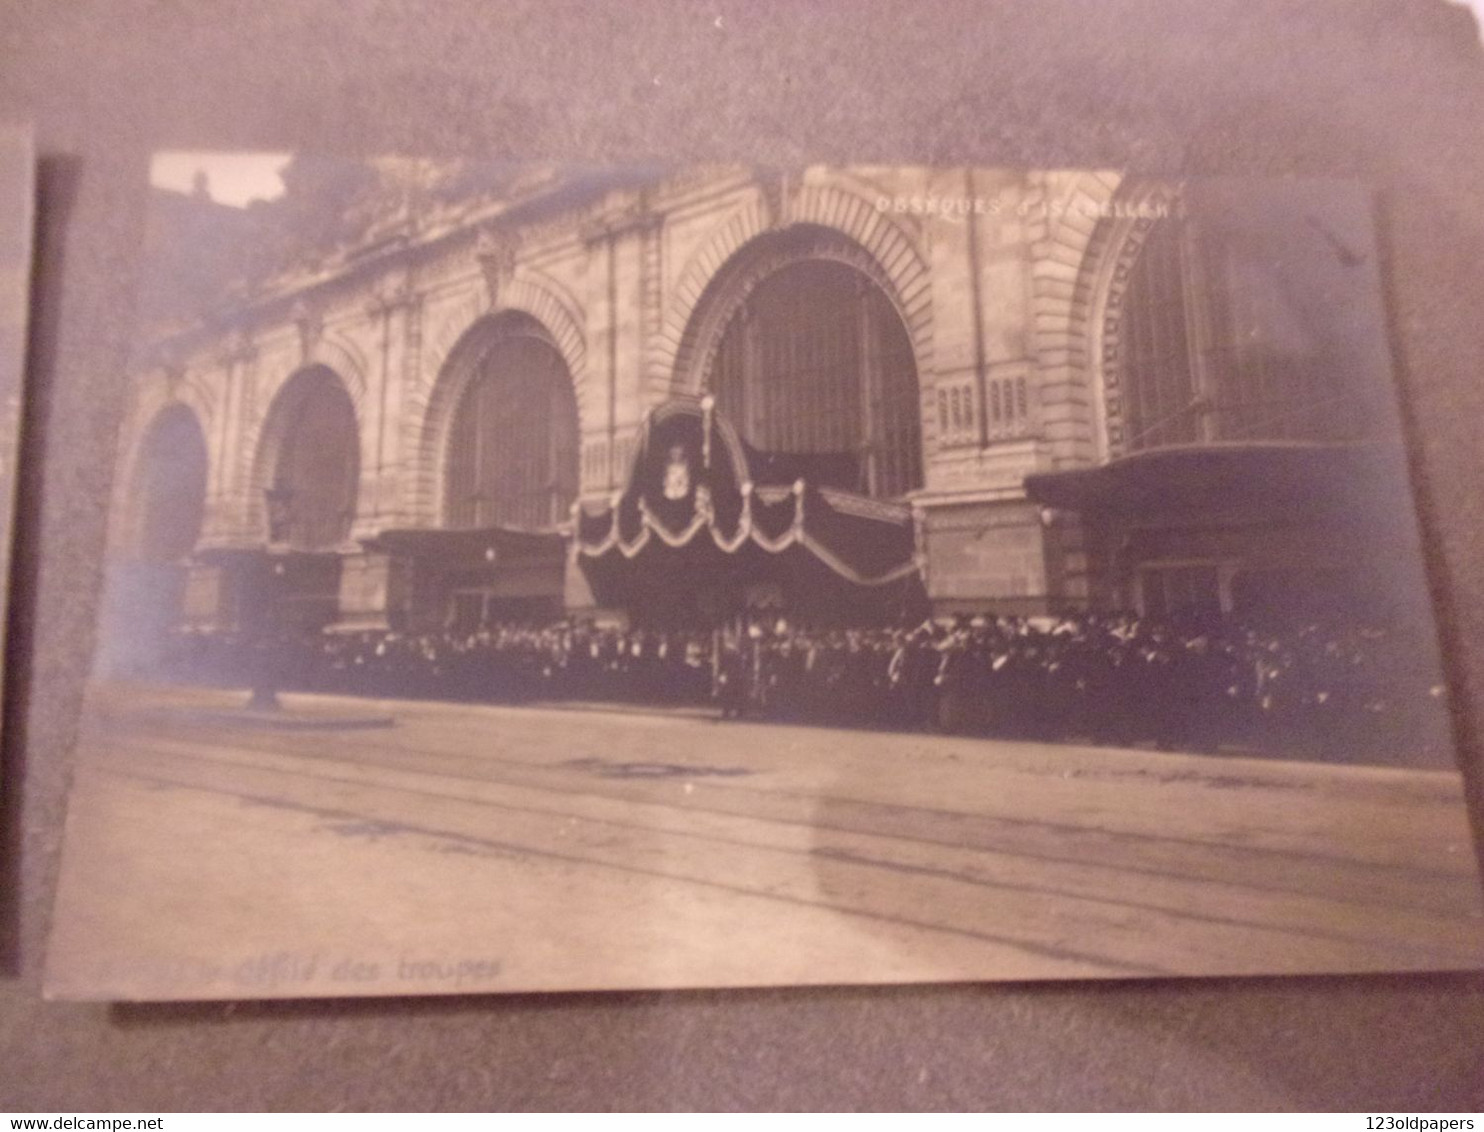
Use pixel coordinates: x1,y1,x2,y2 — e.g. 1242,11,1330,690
1023,440,1424,620
575,398,923,622
1023,441,1412,518
191,543,345,633
362,524,568,629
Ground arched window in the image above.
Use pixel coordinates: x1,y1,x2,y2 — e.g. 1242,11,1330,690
1117,192,1372,453
267,366,359,551
133,404,208,562
707,258,921,498
444,319,579,530
1120,220,1200,450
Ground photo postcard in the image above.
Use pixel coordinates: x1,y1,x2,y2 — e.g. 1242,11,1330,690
44,156,1484,1000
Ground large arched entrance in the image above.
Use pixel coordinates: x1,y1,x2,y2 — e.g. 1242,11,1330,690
443,313,579,531
372,313,580,631
685,229,924,502
101,404,210,673
575,231,929,628
133,403,209,563
1115,196,1372,456
1030,180,1421,624
264,365,360,551
245,365,361,631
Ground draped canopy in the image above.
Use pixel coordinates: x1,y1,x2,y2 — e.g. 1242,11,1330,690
575,398,925,625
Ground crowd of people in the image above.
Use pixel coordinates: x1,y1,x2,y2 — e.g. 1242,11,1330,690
153,607,1455,765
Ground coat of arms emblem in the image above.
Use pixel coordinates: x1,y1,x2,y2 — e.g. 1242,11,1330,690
662,444,691,500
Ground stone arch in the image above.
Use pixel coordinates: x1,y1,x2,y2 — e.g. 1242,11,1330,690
100,394,214,675
421,273,589,419
668,225,926,498
422,286,489,384
112,372,219,550
307,330,371,417
1035,175,1184,466
245,363,362,545
112,393,212,559
240,328,372,507
408,309,583,527
656,180,934,400
502,273,589,401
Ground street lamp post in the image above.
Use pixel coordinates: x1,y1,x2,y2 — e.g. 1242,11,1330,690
248,485,295,712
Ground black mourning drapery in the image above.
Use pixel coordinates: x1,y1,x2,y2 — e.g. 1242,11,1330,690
575,399,924,625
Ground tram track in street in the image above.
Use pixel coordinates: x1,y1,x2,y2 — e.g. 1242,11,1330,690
70,699,1484,977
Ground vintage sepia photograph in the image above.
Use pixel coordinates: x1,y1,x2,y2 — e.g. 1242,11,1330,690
44,157,1484,1001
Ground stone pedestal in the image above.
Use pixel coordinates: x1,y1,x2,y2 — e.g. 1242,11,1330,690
334,550,404,633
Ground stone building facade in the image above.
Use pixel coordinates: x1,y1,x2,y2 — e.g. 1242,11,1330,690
106,163,1420,649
